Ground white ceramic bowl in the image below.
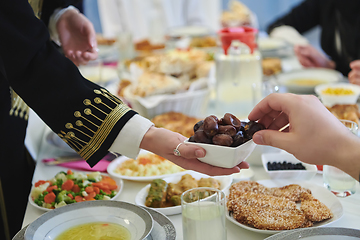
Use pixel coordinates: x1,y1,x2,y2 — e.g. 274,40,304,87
315,82,360,107
261,151,317,180
276,68,343,93
24,201,153,240
135,170,232,215
185,139,257,168
123,87,210,119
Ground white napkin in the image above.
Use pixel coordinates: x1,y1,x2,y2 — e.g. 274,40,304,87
125,63,209,109
270,25,309,46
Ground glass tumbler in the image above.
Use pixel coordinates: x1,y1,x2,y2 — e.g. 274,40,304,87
323,119,359,197
181,187,226,240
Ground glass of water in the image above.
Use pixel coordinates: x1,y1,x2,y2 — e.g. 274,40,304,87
323,119,359,197
181,187,226,240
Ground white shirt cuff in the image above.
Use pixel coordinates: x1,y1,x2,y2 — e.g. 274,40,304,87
109,114,154,159
48,5,79,46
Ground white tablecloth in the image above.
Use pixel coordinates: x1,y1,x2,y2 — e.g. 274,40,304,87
22,127,360,239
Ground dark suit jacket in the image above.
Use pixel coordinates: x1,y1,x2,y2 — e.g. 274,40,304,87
1,1,137,237
267,0,360,76
0,0,137,175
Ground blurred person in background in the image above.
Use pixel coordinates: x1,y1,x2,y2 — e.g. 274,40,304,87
96,0,222,44
267,0,360,84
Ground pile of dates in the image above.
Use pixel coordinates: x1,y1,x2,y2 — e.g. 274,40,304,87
188,113,265,147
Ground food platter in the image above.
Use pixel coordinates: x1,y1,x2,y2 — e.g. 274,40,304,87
225,179,343,234
28,172,123,212
135,170,233,215
107,150,186,182
24,201,153,240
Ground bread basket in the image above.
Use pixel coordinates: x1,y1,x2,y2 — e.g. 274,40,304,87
123,85,210,119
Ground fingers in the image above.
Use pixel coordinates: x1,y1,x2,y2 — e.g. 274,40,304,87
237,161,249,169
64,50,79,66
248,93,294,121
297,56,317,68
348,69,360,85
82,49,98,62
350,60,360,70
171,157,241,176
266,112,289,130
65,50,98,66
177,143,206,159
252,130,293,151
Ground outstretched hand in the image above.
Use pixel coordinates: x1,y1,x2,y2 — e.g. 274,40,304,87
248,93,360,180
140,127,249,176
56,8,98,66
294,44,335,69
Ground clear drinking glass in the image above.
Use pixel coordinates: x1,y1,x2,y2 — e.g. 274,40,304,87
323,119,359,197
181,187,226,240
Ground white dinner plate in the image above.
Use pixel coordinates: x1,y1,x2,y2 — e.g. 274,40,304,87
226,179,344,234
28,172,123,212
258,38,292,58
141,207,177,240
276,68,343,94
24,201,153,240
107,150,186,182
135,170,233,215
264,227,360,240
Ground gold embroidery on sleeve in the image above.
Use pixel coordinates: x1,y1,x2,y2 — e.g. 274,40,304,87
9,89,29,120
58,89,132,160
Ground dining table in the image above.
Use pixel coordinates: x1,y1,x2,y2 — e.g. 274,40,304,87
21,127,360,240
20,53,360,240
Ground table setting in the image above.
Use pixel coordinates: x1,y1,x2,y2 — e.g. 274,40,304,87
20,23,360,240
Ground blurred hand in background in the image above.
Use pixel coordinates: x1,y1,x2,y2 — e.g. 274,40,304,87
56,8,98,66
349,60,360,85
294,44,335,69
